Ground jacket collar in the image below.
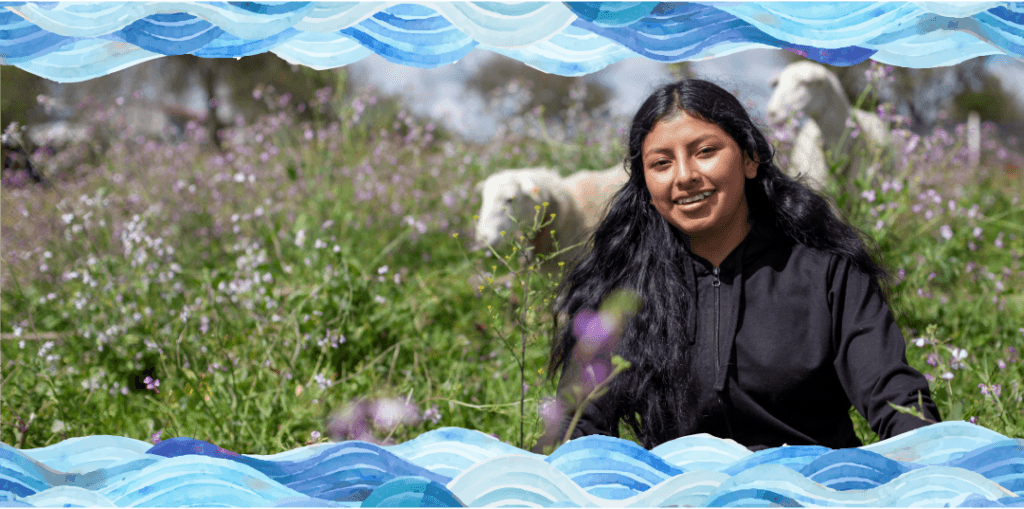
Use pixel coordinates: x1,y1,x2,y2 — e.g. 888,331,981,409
684,218,779,276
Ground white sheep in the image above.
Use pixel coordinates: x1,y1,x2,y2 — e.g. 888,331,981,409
472,167,589,278
472,164,630,282
562,165,630,233
767,61,890,191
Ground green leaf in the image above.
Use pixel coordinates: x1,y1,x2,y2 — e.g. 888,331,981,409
41,315,60,329
294,213,312,234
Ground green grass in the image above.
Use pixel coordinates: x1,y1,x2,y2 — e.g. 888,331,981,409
2,80,1022,454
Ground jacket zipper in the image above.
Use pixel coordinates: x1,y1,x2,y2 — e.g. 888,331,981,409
712,266,734,439
712,267,721,376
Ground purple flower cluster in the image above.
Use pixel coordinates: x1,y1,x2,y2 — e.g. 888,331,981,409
326,397,423,444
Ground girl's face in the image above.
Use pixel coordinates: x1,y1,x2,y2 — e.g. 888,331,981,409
642,110,758,260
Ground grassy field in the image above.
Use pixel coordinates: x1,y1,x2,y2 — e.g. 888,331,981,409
2,73,1022,454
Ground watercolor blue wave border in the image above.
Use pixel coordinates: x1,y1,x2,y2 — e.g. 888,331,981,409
2,421,1024,507
0,2,1021,83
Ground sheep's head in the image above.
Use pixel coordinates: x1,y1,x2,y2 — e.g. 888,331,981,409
472,171,548,252
766,61,849,125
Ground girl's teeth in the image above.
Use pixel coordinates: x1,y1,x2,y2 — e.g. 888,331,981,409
677,191,712,204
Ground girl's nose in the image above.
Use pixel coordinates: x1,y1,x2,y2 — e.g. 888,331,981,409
671,159,697,184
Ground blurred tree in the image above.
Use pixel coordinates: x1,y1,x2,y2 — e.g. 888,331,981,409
150,53,349,149
776,52,1024,132
21,53,350,150
1,65,49,127
466,54,613,123
667,61,693,79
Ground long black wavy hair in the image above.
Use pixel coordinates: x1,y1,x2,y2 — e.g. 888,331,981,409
546,78,890,449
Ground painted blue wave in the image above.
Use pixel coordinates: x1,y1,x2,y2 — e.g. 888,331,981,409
2,422,1024,507
2,2,1024,82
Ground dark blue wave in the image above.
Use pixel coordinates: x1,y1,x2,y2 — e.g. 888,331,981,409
799,447,919,490
227,2,312,16
114,13,226,55
191,28,301,58
721,445,832,476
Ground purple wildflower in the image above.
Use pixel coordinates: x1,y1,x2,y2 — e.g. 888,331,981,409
578,359,612,395
573,310,614,361
144,376,160,394
327,401,373,442
950,347,968,369
423,405,442,424
370,397,421,429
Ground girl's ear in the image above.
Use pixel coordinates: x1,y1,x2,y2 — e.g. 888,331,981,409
744,152,759,179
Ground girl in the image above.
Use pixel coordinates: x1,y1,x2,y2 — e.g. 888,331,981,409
539,78,939,452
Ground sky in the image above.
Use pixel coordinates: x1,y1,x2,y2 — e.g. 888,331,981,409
344,48,792,142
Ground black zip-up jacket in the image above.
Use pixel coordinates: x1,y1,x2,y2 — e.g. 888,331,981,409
545,222,940,452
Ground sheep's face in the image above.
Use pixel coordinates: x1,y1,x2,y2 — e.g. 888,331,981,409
472,174,544,251
766,62,846,125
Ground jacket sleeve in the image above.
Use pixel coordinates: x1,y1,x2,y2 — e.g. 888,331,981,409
530,356,620,454
827,255,941,441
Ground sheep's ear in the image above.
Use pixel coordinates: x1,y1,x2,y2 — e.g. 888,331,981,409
474,180,486,193
518,176,540,200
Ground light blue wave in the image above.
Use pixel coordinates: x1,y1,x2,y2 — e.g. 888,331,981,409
12,37,165,83
863,420,1013,464
3,422,1024,507
651,433,753,472
4,1,1024,82
482,24,640,76
386,427,537,479
18,435,153,473
95,454,310,507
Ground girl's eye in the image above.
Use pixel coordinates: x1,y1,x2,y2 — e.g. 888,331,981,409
698,147,715,155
